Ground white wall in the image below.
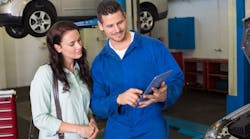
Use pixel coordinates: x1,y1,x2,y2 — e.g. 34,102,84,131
2,31,49,88
152,0,229,59
0,27,105,88
0,28,7,89
246,0,250,16
151,18,168,47
81,28,106,66
228,0,237,95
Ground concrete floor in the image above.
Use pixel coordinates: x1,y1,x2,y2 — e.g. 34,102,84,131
14,87,226,139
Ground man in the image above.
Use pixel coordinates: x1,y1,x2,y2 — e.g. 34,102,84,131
90,1,184,139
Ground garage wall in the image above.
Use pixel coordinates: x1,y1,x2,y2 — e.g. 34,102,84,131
80,28,106,66
151,0,229,59
246,0,250,17
1,28,105,88
0,28,7,89
2,32,49,88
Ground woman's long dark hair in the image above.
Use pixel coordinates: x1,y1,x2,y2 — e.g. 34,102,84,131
46,21,92,92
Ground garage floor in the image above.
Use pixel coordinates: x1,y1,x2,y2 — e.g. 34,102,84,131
15,87,226,139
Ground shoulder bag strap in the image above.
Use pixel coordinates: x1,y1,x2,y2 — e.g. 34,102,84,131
53,75,64,139
28,117,35,139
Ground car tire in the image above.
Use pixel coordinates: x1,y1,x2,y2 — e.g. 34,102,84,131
5,25,28,39
139,6,156,34
24,2,56,37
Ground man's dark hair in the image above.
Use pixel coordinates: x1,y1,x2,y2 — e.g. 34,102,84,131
97,0,124,23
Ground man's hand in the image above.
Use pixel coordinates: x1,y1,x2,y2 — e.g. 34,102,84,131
117,88,143,107
138,82,167,108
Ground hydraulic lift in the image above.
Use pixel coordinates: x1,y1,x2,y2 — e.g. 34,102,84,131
74,0,126,28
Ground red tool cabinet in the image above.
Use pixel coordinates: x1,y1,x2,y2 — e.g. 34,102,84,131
0,90,17,139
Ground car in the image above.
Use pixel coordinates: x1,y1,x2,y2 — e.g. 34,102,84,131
242,16,250,64
204,103,250,139
0,0,101,38
139,0,168,34
0,0,168,38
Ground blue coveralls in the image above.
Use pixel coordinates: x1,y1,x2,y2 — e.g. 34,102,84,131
91,31,184,139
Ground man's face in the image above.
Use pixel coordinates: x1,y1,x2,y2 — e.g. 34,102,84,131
98,11,127,43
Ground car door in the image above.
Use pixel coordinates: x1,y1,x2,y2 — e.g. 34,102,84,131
60,0,101,16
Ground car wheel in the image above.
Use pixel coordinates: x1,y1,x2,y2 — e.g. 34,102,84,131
5,25,28,39
139,6,156,34
24,2,56,37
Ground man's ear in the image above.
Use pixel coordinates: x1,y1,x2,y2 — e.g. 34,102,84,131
123,12,127,18
54,44,62,53
98,21,104,31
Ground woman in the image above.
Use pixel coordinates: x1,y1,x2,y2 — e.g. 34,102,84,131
30,21,98,139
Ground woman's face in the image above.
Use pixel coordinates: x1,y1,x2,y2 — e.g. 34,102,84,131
56,29,83,62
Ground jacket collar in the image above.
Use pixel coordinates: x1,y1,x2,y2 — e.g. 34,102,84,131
101,31,141,56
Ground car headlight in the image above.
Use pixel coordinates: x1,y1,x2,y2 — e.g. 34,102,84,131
204,120,223,139
204,127,217,139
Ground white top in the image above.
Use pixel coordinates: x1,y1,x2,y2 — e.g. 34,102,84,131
30,64,90,139
109,31,135,59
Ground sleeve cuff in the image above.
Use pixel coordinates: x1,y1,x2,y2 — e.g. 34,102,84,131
50,119,62,135
112,95,121,115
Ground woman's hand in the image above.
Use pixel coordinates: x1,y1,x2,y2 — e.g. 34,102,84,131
87,118,99,139
58,120,98,138
78,125,94,138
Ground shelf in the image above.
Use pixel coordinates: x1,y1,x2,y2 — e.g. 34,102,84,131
208,88,228,94
186,86,206,91
184,58,228,93
185,82,205,90
207,73,228,78
186,71,203,75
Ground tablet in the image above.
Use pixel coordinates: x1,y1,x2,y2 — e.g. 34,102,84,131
139,69,173,103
